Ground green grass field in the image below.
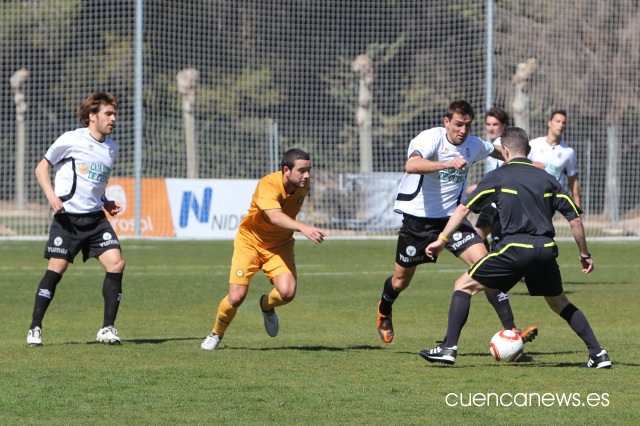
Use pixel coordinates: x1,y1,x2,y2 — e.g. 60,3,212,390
1,239,638,425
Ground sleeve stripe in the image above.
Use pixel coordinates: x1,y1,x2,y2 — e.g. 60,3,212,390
465,189,496,208
544,193,554,198
501,188,517,194
555,193,581,216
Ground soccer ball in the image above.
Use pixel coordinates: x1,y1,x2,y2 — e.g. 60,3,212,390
489,329,524,362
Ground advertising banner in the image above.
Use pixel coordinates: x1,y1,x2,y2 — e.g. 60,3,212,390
165,179,257,239
105,178,174,236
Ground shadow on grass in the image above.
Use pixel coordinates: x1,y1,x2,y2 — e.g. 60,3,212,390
55,337,201,345
228,344,384,352
416,351,637,368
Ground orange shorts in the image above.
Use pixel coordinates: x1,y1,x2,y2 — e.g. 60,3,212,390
229,234,296,285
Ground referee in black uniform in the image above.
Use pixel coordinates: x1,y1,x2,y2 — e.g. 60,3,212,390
419,127,610,368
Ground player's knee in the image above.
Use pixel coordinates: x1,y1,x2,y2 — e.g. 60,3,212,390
227,293,247,307
279,287,296,303
108,258,125,273
454,274,480,294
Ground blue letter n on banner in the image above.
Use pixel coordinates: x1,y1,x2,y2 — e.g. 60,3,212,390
179,188,212,227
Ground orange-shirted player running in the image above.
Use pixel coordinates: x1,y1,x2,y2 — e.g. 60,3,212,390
201,148,326,350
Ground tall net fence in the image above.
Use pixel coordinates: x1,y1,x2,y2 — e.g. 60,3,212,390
1,0,639,238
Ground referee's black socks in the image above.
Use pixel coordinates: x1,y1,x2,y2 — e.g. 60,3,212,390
484,289,516,330
30,270,63,329
559,303,602,357
103,272,123,327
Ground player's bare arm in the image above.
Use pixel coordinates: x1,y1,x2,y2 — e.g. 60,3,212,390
489,144,505,161
568,176,582,209
425,203,470,260
405,152,467,174
263,208,326,244
35,158,65,214
569,216,593,274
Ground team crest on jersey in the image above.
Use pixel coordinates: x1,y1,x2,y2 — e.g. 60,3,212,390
89,144,94,150
406,245,417,256
297,197,304,204
103,232,112,241
54,236,63,246
236,269,244,277
452,232,463,242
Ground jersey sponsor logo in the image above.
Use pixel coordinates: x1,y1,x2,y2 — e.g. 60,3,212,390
466,148,471,157
103,232,113,241
54,236,63,246
236,269,244,277
88,163,112,183
77,164,90,174
38,288,53,299
453,232,463,241
438,168,467,183
297,197,304,204
406,245,417,256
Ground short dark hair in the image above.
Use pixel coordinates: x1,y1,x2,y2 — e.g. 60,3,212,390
280,148,310,171
445,100,475,121
501,127,530,156
549,109,567,121
76,92,117,127
486,107,509,125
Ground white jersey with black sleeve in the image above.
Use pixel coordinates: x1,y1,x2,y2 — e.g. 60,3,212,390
45,128,118,214
394,127,495,218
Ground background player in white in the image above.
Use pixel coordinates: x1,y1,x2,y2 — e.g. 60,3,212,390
472,107,509,247
376,100,537,345
27,92,126,346
528,109,581,207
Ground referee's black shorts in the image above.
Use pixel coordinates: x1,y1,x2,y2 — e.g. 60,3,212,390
467,236,563,297
44,211,121,263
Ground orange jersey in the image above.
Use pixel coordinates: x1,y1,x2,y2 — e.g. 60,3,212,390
238,171,309,248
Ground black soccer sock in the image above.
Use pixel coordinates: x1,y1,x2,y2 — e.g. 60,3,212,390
559,303,602,356
485,289,516,330
30,270,63,329
102,272,123,327
443,290,472,348
378,276,400,316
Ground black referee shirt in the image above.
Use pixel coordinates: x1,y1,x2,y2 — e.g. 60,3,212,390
464,158,582,239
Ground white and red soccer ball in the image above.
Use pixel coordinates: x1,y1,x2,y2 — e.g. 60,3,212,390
489,329,524,362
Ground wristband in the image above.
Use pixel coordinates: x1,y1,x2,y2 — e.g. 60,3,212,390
439,233,449,243
579,253,591,260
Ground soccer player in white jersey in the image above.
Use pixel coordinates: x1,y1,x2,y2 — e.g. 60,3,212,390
528,110,581,207
376,100,537,345
26,92,126,346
